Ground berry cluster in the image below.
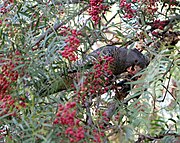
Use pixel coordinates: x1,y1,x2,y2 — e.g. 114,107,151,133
59,27,81,62
0,94,16,116
0,0,14,14
54,102,85,142
0,94,26,117
92,129,104,143
88,0,108,25
120,0,137,19
74,55,114,103
142,0,158,15
0,51,26,117
152,19,168,30
1,60,19,94
0,6,8,14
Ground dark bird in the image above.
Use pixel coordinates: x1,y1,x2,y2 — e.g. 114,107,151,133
70,45,149,75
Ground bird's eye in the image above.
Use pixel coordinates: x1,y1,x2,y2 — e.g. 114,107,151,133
134,60,138,63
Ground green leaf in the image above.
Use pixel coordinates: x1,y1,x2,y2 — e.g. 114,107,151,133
115,30,125,38
123,125,134,141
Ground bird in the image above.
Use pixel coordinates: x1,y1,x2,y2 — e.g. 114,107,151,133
70,45,149,76
68,45,150,100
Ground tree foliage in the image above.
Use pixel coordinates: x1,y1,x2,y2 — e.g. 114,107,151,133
0,0,180,142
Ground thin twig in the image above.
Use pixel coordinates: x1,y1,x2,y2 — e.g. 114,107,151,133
157,74,172,102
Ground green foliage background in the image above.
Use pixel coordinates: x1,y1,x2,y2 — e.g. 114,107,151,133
0,0,180,142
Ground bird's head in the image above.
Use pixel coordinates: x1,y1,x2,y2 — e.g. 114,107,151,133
125,48,150,75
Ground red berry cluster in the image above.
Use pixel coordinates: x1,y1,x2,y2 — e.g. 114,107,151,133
143,0,158,15
0,6,8,14
92,129,104,143
1,60,19,94
146,7,158,15
0,0,14,14
74,55,114,103
0,94,16,116
0,51,26,93
54,102,85,142
152,19,168,30
119,0,159,18
0,51,26,117
59,27,81,62
101,111,109,124
0,93,26,117
120,0,137,19
88,0,109,25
